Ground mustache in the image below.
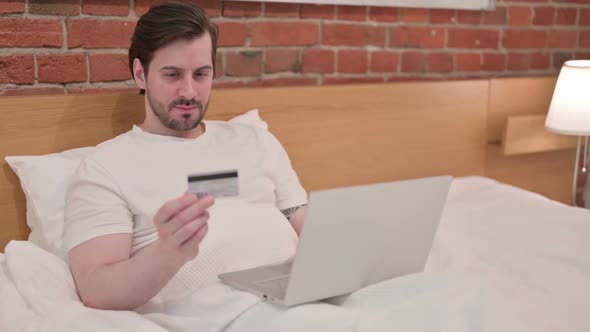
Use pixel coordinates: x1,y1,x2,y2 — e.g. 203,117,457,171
170,99,204,108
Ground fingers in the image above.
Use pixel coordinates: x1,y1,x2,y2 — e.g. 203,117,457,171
153,192,198,228
156,197,214,237
152,193,215,260
178,221,209,259
160,195,214,237
171,213,209,245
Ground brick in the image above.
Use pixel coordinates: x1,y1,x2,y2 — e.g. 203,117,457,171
246,77,317,87
0,87,64,96
222,1,262,17
0,55,34,84
507,53,529,70
370,51,399,73
38,54,87,83
324,77,385,85
90,54,131,82
427,53,453,73
581,9,590,26
401,52,453,73
29,0,79,16
483,7,507,25
215,52,223,78
555,8,577,25
67,87,140,95
369,7,398,23
402,52,426,72
337,5,367,21
456,53,482,71
217,21,247,47
400,8,429,23
390,27,445,49
430,9,456,24
457,10,482,24
323,24,386,47
338,50,368,74
575,52,590,59
300,4,334,19
225,51,262,77
0,0,24,14
548,30,577,48
533,7,555,26
191,0,222,17
264,49,300,73
135,0,155,16
509,7,532,26
0,19,62,48
448,28,500,49
265,3,300,18
302,49,334,73
530,53,550,69
482,53,506,71
553,52,574,69
553,0,590,4
250,22,319,46
136,0,222,17
83,0,130,16
503,30,547,49
581,30,590,47
67,20,135,49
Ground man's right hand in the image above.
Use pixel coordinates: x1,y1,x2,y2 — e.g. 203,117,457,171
153,192,215,263
68,192,215,310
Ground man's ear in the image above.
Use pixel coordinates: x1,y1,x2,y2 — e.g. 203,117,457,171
133,58,146,90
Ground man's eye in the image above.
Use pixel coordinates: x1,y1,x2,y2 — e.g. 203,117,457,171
195,72,209,78
165,72,178,78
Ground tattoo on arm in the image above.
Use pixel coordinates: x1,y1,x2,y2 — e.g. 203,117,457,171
281,204,307,221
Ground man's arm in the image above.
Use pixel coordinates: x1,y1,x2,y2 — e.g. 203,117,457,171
281,204,307,236
68,193,214,310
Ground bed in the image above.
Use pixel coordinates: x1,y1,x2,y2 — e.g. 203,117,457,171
1,77,589,331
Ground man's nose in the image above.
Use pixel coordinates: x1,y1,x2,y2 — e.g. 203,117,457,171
178,77,197,100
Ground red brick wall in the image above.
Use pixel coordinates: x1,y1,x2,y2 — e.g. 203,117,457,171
1,0,589,96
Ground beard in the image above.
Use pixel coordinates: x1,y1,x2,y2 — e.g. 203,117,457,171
146,90,208,132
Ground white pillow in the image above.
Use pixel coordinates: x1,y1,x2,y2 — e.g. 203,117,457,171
228,108,268,130
6,147,94,259
5,109,268,259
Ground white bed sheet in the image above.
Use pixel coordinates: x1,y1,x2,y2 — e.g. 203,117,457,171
0,176,588,332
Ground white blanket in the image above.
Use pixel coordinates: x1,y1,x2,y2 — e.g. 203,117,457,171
1,177,589,331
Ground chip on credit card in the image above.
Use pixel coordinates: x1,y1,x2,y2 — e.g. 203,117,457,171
187,169,239,198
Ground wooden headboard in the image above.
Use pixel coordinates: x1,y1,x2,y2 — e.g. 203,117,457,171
0,78,572,251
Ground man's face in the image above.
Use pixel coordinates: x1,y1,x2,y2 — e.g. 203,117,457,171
139,34,214,134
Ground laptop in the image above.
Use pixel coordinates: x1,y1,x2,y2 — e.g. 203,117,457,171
218,175,452,306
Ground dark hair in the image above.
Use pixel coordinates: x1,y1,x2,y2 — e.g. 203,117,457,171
128,2,219,94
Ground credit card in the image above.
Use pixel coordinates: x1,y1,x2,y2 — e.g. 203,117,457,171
187,169,239,198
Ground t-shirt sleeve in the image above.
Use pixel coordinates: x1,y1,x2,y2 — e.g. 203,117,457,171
64,156,133,252
261,130,308,211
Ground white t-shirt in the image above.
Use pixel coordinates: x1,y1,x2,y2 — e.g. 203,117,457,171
64,121,307,303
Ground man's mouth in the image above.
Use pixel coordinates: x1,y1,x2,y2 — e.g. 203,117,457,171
172,105,199,113
174,105,196,110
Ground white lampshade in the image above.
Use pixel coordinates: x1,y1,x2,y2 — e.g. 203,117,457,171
545,60,590,136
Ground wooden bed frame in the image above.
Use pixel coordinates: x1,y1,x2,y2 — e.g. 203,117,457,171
0,77,572,251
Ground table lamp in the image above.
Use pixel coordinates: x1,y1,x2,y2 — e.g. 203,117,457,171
545,60,590,207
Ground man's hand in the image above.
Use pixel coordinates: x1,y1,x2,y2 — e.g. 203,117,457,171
68,192,215,310
153,192,215,263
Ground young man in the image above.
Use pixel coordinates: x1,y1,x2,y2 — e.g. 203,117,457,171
64,2,307,313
